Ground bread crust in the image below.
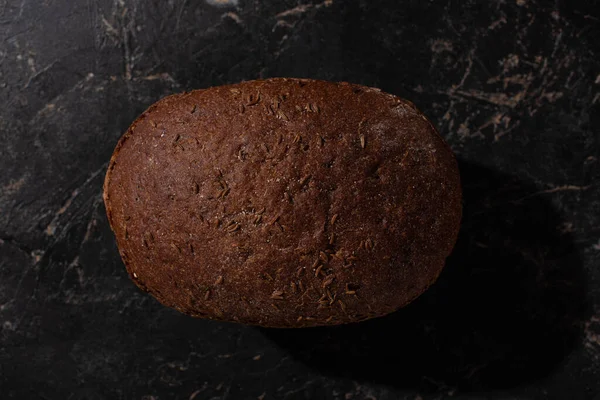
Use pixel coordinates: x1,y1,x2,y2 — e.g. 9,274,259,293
103,78,462,327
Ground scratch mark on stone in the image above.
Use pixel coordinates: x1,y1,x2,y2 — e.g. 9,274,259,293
137,72,177,83
67,255,80,271
18,0,26,18
272,19,295,31
45,193,79,236
551,31,563,58
44,162,108,236
513,184,592,202
82,200,101,244
493,121,521,142
189,382,209,399
275,0,333,18
206,0,238,8
23,60,58,89
488,73,534,89
101,15,120,38
27,73,98,126
454,89,523,108
430,38,453,54
280,377,319,398
539,185,592,193
222,11,243,24
175,0,189,32
122,26,133,80
452,48,474,92
1,176,27,195
489,15,507,30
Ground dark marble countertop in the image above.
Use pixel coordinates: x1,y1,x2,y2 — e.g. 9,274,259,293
1,0,599,399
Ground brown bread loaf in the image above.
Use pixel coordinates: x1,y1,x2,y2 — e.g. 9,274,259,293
103,78,462,328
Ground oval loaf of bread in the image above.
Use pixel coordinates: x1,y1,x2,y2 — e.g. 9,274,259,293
103,78,462,328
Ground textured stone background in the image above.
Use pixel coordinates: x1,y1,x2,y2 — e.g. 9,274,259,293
1,0,599,399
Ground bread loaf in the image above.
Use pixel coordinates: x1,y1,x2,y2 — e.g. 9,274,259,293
103,78,461,327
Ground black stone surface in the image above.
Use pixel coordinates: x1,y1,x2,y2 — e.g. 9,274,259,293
1,0,599,399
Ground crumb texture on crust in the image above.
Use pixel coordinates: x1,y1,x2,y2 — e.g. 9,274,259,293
103,78,462,328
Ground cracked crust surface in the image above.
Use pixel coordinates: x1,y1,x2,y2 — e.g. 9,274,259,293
103,78,462,327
